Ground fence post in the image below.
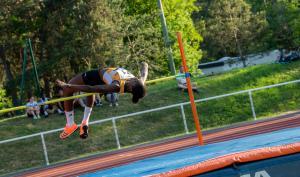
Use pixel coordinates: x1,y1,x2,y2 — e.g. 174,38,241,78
248,91,257,120
180,105,189,134
40,133,50,165
112,119,121,149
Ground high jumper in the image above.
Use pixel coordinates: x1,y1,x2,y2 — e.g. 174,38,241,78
56,62,148,139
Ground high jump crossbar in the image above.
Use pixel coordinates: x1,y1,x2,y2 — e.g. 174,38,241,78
0,76,177,114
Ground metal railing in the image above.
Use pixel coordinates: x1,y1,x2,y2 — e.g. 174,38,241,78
1,79,300,167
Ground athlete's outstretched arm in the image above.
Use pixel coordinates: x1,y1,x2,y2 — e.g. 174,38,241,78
56,80,120,93
139,62,148,84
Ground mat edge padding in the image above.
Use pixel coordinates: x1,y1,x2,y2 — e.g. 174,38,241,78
150,142,300,177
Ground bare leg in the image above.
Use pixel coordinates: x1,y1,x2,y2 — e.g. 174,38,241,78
63,74,85,112
79,93,94,139
35,109,41,118
61,74,85,126
29,110,37,119
81,95,94,125
139,62,148,85
30,110,36,116
59,74,86,139
36,109,40,115
86,95,95,107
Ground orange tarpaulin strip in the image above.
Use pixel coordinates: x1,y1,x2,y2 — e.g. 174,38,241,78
151,142,300,177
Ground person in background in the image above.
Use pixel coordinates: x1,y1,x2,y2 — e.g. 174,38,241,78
38,92,60,117
26,96,41,119
73,92,87,108
105,93,119,107
53,87,65,115
94,93,103,107
38,93,50,117
176,66,199,93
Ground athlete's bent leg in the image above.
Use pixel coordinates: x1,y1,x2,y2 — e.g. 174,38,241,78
82,95,94,125
60,74,85,139
80,95,94,139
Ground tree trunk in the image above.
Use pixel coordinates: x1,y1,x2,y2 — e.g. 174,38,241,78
0,45,19,106
0,46,14,83
229,12,246,68
234,31,246,67
43,76,51,96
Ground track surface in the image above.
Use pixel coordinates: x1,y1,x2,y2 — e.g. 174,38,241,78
18,112,300,177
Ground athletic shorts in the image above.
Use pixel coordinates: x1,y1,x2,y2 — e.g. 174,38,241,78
81,70,105,86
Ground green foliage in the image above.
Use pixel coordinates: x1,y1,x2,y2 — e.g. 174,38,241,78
248,0,300,49
195,0,300,62
286,0,300,47
122,0,156,15
263,1,298,49
109,0,170,77
119,14,170,77
1,0,204,99
0,88,12,111
200,0,267,61
119,0,204,75
163,0,203,72
253,84,300,118
0,137,45,174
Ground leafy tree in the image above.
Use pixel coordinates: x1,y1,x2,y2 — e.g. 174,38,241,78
0,0,42,105
123,0,203,73
163,0,203,72
289,2,300,47
112,0,169,78
267,0,299,49
201,0,267,65
0,0,204,103
118,14,169,77
122,0,156,15
0,88,12,109
247,0,300,49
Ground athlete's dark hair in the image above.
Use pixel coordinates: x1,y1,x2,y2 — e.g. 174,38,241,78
130,78,146,103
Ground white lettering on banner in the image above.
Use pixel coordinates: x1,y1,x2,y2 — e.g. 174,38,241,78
240,170,271,177
241,175,251,177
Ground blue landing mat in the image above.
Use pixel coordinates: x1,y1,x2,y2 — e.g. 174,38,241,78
81,127,300,177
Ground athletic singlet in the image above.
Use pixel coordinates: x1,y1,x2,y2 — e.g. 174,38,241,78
101,68,135,94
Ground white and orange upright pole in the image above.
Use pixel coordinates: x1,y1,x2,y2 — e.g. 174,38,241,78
176,32,204,145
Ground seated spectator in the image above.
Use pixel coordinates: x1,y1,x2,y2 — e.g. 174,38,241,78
52,87,65,115
26,96,41,119
73,91,86,108
38,92,56,117
73,92,103,108
94,93,103,107
176,66,199,93
105,93,119,107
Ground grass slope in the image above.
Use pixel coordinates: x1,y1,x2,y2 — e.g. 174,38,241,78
1,61,300,175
